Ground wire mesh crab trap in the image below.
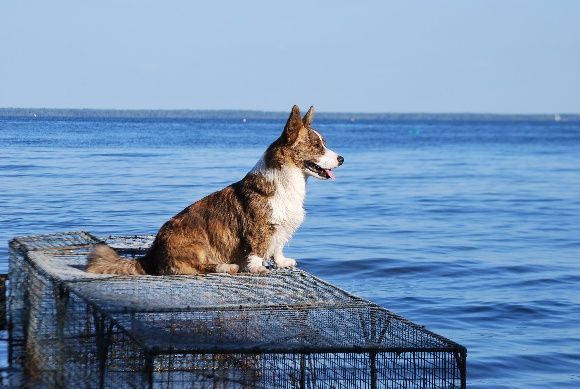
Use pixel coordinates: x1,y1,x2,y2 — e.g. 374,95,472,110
7,231,466,388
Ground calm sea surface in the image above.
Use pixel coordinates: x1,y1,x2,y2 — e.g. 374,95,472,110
1,115,579,387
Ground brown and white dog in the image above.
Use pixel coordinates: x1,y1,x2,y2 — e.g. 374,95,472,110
86,105,343,275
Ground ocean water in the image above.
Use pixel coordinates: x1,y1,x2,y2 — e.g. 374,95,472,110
1,114,579,387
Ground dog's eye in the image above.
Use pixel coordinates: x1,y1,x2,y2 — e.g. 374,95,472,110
309,131,325,151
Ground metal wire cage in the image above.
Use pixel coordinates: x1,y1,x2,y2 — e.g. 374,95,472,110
8,231,466,388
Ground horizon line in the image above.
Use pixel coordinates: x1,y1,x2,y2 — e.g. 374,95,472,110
1,107,579,117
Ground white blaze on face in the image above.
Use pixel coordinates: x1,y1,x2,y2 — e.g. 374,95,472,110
312,130,340,179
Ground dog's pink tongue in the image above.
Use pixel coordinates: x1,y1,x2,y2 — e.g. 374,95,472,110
325,169,335,180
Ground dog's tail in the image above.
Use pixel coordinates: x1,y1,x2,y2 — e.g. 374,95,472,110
86,244,146,275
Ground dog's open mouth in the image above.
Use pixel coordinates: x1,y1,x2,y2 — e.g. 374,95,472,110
305,161,335,180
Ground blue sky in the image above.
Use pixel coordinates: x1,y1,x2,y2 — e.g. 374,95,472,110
1,1,578,113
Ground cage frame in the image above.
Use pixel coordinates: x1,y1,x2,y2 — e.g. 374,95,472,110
8,231,467,388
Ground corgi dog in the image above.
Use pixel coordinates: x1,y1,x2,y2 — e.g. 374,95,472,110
87,105,343,275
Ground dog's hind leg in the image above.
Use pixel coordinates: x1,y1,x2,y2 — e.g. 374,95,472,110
197,263,239,275
170,261,200,275
214,264,240,274
166,241,208,275
172,262,239,275
167,242,240,275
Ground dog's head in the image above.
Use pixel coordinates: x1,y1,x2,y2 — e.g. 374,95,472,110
267,105,344,180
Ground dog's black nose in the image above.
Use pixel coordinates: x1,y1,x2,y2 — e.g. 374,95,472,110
337,155,344,166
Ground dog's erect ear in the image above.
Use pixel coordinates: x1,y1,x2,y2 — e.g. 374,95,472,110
303,106,315,127
282,105,303,144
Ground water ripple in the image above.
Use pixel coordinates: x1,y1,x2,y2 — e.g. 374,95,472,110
1,116,580,387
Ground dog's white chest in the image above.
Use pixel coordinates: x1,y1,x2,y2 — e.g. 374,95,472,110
267,167,306,256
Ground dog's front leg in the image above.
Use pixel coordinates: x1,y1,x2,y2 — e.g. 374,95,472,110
273,245,297,268
246,254,268,274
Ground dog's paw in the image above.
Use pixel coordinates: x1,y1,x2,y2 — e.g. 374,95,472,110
245,255,268,274
215,264,239,275
249,265,269,274
275,257,297,268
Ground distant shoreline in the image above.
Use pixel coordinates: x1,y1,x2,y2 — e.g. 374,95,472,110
1,108,578,122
